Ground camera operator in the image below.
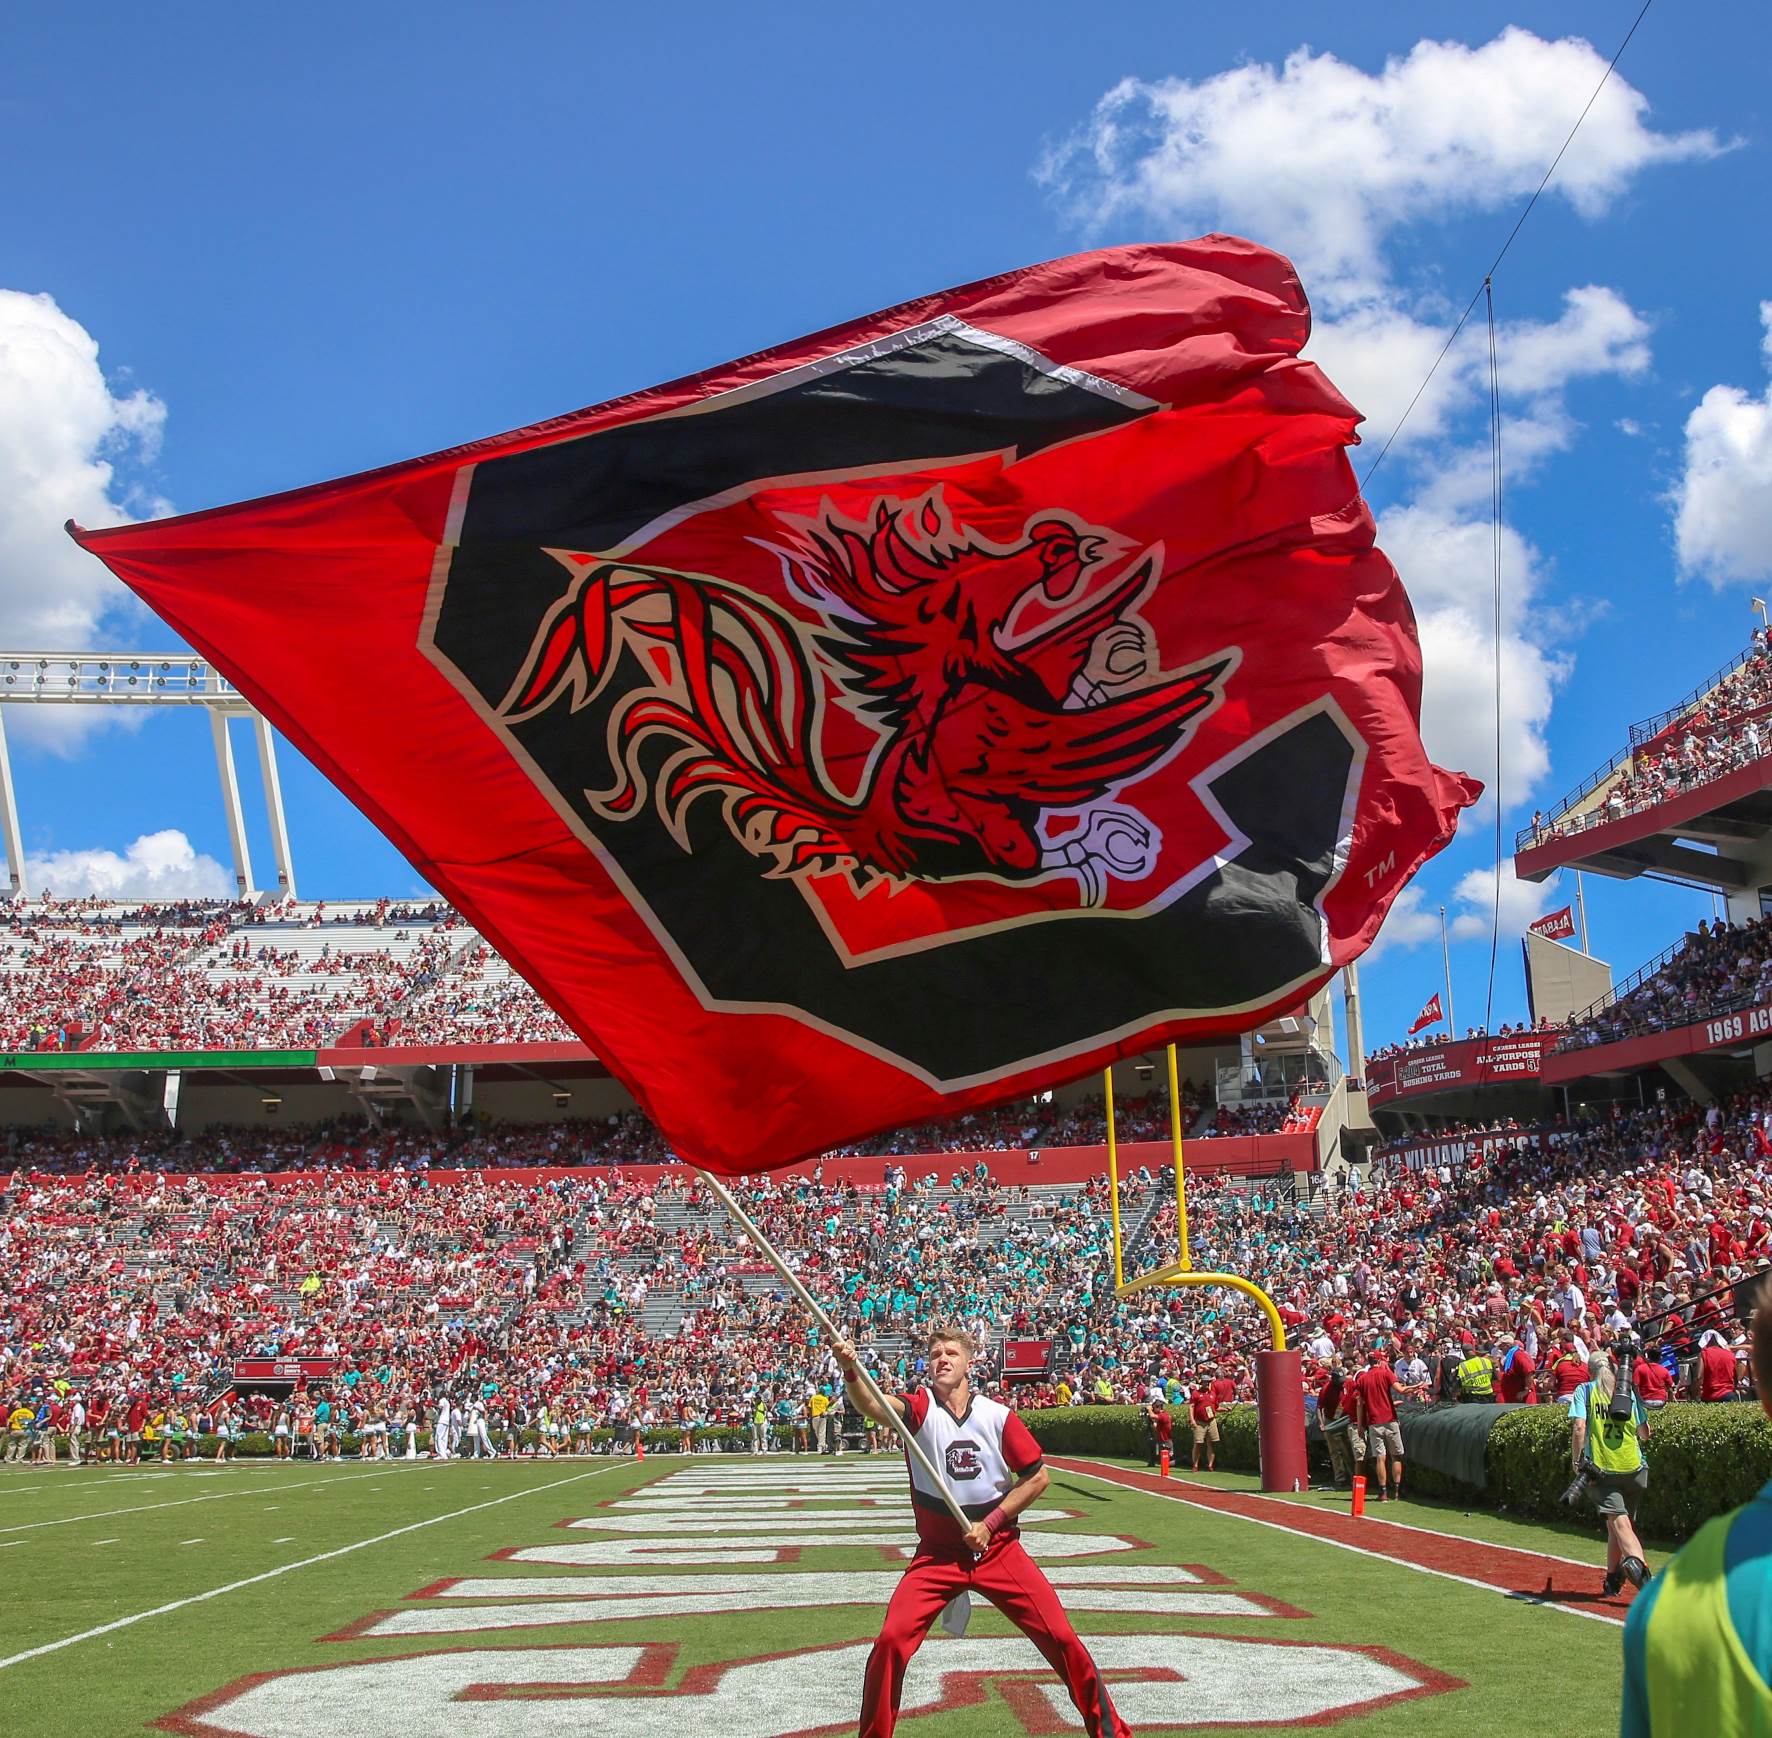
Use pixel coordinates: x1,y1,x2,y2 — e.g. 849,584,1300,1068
1567,1348,1651,1597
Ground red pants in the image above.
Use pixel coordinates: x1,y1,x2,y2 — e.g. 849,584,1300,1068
858,1536,1132,1737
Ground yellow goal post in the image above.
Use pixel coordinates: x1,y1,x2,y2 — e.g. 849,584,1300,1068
1103,1043,1288,1352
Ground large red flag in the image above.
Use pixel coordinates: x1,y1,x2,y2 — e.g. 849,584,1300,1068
70,238,1478,1173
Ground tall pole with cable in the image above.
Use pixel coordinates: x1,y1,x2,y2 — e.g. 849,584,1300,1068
1439,904,1458,1035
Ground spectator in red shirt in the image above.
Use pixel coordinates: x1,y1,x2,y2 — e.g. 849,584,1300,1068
124,1395,148,1466
1633,1350,1673,1410
1495,1337,1536,1405
1188,1384,1219,1472
1351,1347,1403,1503
1544,1335,1589,1402
1698,1329,1741,1401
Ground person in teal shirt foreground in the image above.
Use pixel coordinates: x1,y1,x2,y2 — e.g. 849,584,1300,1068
1622,1275,1772,1735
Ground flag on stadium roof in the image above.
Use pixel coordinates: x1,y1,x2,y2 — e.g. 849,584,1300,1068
1528,905,1577,943
69,238,1479,1174
1408,993,1445,1036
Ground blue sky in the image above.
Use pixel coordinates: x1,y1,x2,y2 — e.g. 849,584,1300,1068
4,1,1770,1053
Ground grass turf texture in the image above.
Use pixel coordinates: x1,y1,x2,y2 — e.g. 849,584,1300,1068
2,1453,1629,1737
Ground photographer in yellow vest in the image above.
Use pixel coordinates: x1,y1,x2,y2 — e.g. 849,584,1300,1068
1568,1350,1651,1597
1622,1276,1772,1735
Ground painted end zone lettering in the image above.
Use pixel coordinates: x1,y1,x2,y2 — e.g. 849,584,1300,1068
159,1636,1462,1736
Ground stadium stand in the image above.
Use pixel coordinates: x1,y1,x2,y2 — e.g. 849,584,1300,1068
16,626,1772,1461
9,1075,1769,1458
1524,631,1772,850
1556,913,1772,1052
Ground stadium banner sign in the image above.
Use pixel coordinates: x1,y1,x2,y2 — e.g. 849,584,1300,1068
1365,1034,1547,1106
1377,1127,1546,1174
0,1048,317,1072
71,238,1477,1176
1002,1338,1055,1380
233,1357,335,1383
1545,998,1772,1083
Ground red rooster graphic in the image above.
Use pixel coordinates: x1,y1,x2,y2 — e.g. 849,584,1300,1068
498,491,1228,906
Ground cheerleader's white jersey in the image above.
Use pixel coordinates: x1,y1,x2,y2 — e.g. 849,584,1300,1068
897,1388,1044,1550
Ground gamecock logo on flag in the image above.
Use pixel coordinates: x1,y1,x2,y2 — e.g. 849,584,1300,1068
70,239,1479,1172
1408,993,1444,1036
1528,906,1577,942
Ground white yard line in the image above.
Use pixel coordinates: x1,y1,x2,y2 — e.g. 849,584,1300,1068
0,1463,627,1673
1056,1462,1625,1629
0,1465,398,1536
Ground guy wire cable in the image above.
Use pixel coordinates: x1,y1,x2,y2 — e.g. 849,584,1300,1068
1484,278,1505,1033
1359,0,1660,491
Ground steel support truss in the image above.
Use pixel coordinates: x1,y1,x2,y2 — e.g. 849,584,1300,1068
0,653,296,899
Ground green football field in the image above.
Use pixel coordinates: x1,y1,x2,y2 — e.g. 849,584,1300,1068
1,1450,1640,1736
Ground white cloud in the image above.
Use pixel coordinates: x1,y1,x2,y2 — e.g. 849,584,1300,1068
1377,500,1567,799
1364,883,1441,963
1307,285,1651,461
1496,285,1652,399
24,828,230,901
1448,861,1562,944
1038,29,1716,821
1038,28,1720,307
1672,302,1772,587
0,289,171,752
1617,418,1643,438
1367,861,1561,965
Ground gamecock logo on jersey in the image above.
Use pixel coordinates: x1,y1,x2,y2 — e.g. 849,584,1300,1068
945,1439,985,1480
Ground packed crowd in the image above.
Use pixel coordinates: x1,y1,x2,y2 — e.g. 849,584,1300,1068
0,1075,1311,1184
1530,636,1772,847
10,1071,1772,1466
1558,913,1772,1052
0,1159,1135,1458
2,897,461,1053
367,943,577,1047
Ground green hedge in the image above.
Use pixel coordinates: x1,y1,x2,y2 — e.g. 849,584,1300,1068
1022,1400,1772,1544
1480,1403,1772,1540
1021,1404,1262,1473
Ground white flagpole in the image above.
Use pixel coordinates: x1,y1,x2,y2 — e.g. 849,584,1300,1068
1575,872,1590,955
693,1167,976,1538
1438,904,1457,1033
